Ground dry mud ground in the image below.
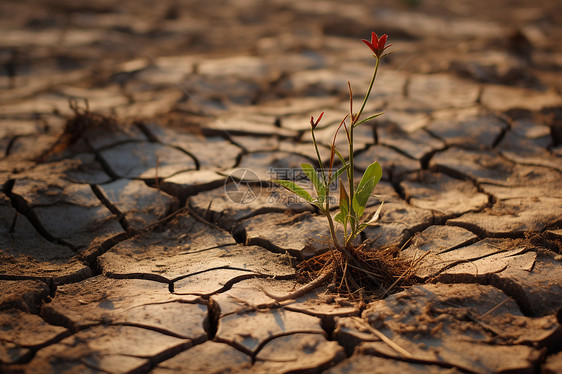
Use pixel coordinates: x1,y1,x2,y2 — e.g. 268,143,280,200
1,0,562,373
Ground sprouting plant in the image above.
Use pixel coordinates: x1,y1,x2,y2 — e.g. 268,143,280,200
267,32,408,301
274,31,392,251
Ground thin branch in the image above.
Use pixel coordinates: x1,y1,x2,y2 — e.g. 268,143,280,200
351,317,412,358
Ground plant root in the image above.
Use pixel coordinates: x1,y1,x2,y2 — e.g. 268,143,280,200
262,265,334,302
263,243,419,302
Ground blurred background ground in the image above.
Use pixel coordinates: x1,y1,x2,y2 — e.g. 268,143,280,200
2,0,561,105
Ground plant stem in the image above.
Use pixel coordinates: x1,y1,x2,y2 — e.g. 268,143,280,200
345,57,380,248
356,57,380,125
325,208,342,250
311,127,332,221
310,128,326,185
347,123,355,247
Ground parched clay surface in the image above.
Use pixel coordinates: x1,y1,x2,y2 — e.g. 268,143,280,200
1,0,561,373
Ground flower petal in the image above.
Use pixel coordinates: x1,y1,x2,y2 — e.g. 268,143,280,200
310,112,325,129
371,31,379,46
362,39,376,53
378,34,388,49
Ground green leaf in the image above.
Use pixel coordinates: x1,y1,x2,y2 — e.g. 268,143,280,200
300,163,325,201
352,224,369,240
327,164,349,187
352,161,382,218
272,179,313,202
354,201,384,235
353,112,384,128
334,211,345,224
349,202,384,241
334,148,347,166
352,178,374,218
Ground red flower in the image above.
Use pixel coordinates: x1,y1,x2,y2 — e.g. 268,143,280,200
310,112,324,129
362,32,392,58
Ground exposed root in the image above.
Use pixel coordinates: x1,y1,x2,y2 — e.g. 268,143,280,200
262,266,333,302
304,244,416,300
264,243,419,302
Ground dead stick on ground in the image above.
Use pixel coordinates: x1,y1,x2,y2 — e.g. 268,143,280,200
480,297,512,319
351,316,412,358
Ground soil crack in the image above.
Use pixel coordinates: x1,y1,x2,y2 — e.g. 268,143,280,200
2,179,78,252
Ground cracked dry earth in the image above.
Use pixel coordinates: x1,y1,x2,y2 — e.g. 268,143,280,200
1,0,562,373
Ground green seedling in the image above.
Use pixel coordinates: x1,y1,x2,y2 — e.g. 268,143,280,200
267,32,412,301
273,31,391,252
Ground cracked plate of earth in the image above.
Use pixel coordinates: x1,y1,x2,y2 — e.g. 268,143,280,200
1,0,561,373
